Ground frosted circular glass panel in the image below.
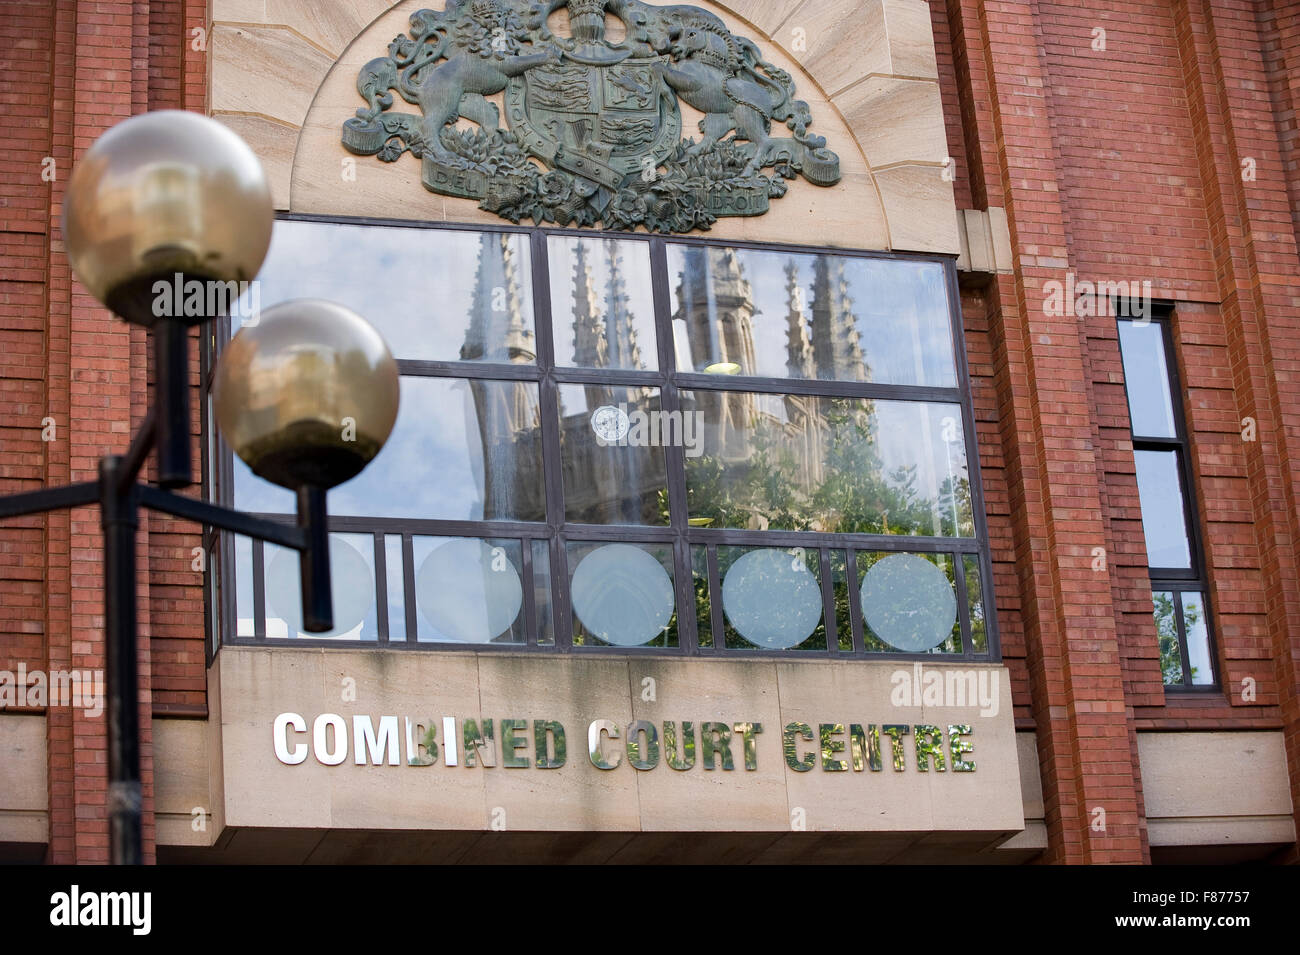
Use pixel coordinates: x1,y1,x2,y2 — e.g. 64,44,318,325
416,539,523,642
861,553,956,651
267,537,372,638
721,548,822,649
571,544,674,646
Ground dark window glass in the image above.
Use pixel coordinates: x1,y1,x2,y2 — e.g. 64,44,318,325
667,245,956,386
682,390,973,537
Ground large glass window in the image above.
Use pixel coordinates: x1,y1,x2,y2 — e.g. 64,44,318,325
1117,313,1216,688
207,217,995,660
667,246,957,386
681,391,972,536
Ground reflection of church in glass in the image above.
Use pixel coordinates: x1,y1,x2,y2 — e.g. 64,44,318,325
461,232,546,522
460,234,956,533
463,233,665,524
561,239,662,524
673,246,876,515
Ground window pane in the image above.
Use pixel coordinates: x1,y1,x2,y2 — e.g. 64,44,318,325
343,377,544,521
233,376,545,521
1134,449,1191,569
667,245,956,386
691,545,712,648
558,383,668,525
568,541,677,647
532,540,555,646
1152,590,1183,685
856,551,961,653
263,533,378,640
830,550,852,651
235,220,535,364
1181,592,1214,686
1118,320,1177,438
549,236,657,370
235,535,254,637
384,535,406,642
963,554,987,653
683,391,973,536
718,545,825,650
412,536,526,644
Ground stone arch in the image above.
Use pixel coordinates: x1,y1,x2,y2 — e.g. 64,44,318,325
209,0,956,252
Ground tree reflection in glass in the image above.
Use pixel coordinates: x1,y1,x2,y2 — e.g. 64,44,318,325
1152,590,1183,684
710,545,824,650
963,554,987,653
1182,592,1213,686
855,552,961,654
681,391,973,536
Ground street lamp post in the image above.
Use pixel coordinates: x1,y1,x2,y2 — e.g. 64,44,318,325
0,111,400,864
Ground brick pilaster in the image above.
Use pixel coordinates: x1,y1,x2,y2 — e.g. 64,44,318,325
971,0,1145,863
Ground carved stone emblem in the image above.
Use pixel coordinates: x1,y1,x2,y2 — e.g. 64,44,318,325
342,0,841,233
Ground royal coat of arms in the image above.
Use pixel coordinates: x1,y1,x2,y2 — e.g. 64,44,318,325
341,0,841,233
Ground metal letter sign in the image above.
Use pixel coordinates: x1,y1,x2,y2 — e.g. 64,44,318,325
342,0,841,233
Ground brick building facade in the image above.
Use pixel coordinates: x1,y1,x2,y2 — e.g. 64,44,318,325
0,0,1297,864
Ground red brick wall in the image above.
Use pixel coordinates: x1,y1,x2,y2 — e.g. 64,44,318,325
0,0,208,863
0,1,55,679
933,0,1300,862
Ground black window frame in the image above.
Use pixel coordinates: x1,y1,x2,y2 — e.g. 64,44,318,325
201,212,1001,664
1117,306,1219,691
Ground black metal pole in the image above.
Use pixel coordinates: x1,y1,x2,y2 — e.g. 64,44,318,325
154,321,191,489
100,455,142,865
297,484,333,633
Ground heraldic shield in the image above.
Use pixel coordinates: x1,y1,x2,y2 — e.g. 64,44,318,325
505,56,682,195
341,0,842,234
